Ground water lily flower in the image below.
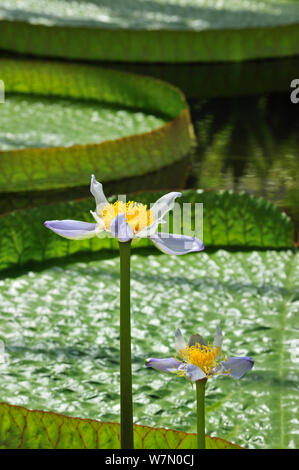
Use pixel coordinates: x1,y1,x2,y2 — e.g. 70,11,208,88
145,326,254,382
44,175,204,255
44,175,205,449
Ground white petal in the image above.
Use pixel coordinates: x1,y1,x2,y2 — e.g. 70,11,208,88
110,214,134,242
186,364,207,381
44,220,99,240
145,357,181,373
219,357,254,379
213,325,223,353
175,328,186,354
90,174,108,214
151,192,182,220
150,233,204,255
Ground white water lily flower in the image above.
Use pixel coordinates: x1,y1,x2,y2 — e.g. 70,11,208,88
145,326,254,382
44,175,205,255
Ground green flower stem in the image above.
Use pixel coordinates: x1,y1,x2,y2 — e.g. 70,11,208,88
119,240,134,449
196,379,207,449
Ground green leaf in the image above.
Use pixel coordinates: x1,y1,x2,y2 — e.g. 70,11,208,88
0,58,192,192
137,189,294,249
0,189,293,271
0,402,242,449
0,1,299,62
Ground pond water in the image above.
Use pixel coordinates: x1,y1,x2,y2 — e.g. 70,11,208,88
189,91,299,234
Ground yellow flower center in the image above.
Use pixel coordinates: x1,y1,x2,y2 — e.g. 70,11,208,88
176,342,227,378
100,201,155,233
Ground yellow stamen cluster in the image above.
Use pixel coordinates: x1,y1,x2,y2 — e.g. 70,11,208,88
176,342,228,378
100,201,154,234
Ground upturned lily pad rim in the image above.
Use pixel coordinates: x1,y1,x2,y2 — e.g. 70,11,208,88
0,58,193,192
0,401,243,449
0,18,299,62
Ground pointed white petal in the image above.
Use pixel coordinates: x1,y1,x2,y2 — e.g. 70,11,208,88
150,233,204,255
90,174,108,214
151,192,181,220
135,219,163,239
145,357,181,373
213,325,223,353
175,328,186,354
44,220,98,240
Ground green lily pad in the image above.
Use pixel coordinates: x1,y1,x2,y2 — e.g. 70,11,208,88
0,249,297,449
0,58,192,192
0,0,299,62
0,402,242,449
0,189,293,271
0,94,166,151
0,190,297,448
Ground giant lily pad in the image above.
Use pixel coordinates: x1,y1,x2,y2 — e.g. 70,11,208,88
0,402,242,449
0,248,297,449
0,58,193,192
0,0,299,62
0,190,297,449
0,189,293,271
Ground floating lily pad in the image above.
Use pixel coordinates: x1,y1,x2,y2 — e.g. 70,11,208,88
0,402,242,449
0,189,293,271
0,58,193,192
0,0,299,62
0,249,297,449
0,94,166,151
0,188,297,448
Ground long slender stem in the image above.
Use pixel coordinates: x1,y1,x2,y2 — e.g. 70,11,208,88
196,379,206,449
119,240,134,449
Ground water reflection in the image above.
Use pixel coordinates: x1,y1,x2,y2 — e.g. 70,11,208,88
189,92,299,235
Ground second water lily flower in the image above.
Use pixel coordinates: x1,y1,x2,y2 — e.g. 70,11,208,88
44,175,204,255
146,326,253,449
145,326,254,382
